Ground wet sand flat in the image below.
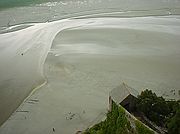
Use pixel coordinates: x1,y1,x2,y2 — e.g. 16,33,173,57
0,16,180,134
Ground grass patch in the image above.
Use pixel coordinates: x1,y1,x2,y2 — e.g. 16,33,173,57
84,101,135,134
135,120,154,134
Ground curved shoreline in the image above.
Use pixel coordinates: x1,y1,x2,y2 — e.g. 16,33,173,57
0,15,180,133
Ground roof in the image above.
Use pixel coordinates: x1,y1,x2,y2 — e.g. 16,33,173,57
109,83,139,104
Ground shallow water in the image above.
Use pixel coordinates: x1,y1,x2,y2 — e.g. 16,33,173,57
1,0,180,27
0,0,52,9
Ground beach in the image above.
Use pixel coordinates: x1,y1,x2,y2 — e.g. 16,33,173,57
0,15,180,133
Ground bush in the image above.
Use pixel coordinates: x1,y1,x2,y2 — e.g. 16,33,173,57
136,89,180,134
136,89,170,126
167,108,180,134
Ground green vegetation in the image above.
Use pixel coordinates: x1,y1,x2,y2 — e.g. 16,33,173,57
167,108,180,134
136,89,170,126
84,89,179,134
84,101,153,134
135,120,154,134
136,89,180,134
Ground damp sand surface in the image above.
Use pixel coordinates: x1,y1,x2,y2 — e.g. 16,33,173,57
0,16,180,134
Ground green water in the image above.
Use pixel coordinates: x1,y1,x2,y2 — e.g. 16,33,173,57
0,0,56,10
